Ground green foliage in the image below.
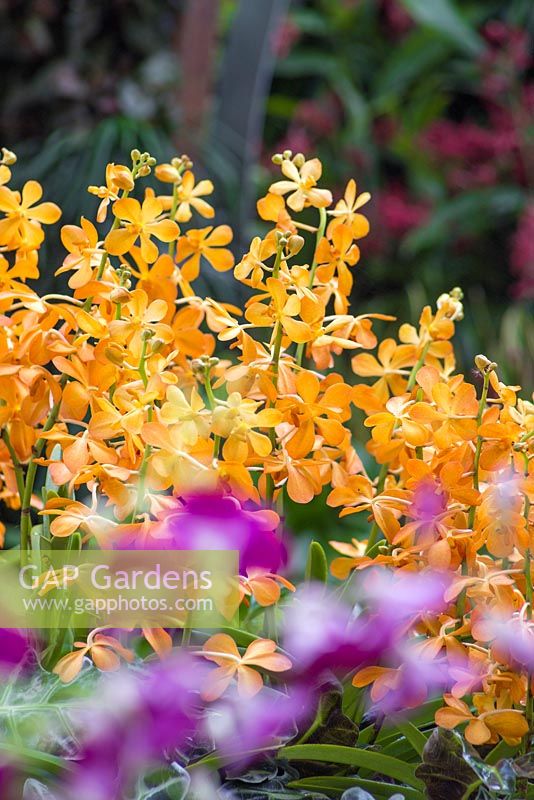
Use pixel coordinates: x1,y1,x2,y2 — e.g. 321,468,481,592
305,541,329,583
264,0,533,387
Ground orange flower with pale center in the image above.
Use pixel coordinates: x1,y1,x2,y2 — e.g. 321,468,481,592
106,195,179,263
199,633,292,701
0,180,61,249
54,630,134,683
270,157,332,212
176,225,234,281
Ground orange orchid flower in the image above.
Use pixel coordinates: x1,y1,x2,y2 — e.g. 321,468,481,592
199,633,292,701
435,694,528,746
240,569,296,606
352,338,417,402
53,629,134,683
269,155,332,212
176,225,234,281
327,178,371,238
88,163,134,222
105,195,179,263
0,180,61,249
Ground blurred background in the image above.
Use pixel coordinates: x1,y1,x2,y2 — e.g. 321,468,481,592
2,0,533,388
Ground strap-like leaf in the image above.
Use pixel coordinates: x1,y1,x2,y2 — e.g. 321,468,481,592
282,744,424,789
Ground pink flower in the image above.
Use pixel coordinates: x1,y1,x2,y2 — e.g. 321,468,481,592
205,685,309,765
272,18,301,59
377,186,429,236
117,493,287,574
0,629,31,673
510,203,534,300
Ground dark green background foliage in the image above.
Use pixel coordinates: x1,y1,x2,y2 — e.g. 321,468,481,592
1,0,532,387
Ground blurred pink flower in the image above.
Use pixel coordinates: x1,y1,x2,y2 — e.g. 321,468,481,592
377,186,429,236
205,685,309,765
117,493,286,574
511,203,534,299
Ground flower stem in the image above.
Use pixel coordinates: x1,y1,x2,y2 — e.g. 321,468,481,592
1,429,24,499
168,182,180,260
364,346,430,555
20,374,68,566
296,206,327,367
266,242,285,504
467,369,491,528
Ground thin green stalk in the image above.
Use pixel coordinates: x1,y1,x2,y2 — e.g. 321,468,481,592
138,336,150,389
168,182,180,260
406,341,430,391
81,162,141,312
202,363,221,458
1,428,24,498
266,242,285,505
364,462,388,554
461,779,483,800
20,374,68,565
131,339,152,521
81,216,121,313
467,369,491,528
296,206,327,367
364,347,430,555
456,368,492,626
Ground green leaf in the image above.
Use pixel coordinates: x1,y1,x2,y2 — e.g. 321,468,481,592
135,764,190,799
305,541,328,583
282,744,424,790
484,738,518,766
414,729,477,800
373,30,450,106
394,719,428,757
288,776,425,799
0,743,70,776
403,188,526,254
397,0,484,55
276,52,338,79
295,689,359,776
0,665,101,771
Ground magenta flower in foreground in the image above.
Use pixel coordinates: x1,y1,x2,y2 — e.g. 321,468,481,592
357,568,449,622
205,685,310,765
62,653,207,800
282,584,392,677
0,629,31,673
282,571,448,685
485,611,534,672
118,493,286,573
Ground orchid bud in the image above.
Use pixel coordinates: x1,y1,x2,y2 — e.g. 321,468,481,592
287,234,305,256
151,338,165,354
1,148,16,165
110,165,135,191
155,164,179,183
109,287,131,304
475,354,497,373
